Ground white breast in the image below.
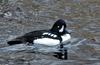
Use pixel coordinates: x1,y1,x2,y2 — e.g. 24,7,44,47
33,38,60,46
61,34,71,42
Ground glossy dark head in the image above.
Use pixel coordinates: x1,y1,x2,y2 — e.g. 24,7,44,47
50,19,66,35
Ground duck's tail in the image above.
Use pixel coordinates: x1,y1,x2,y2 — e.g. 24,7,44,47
7,36,27,45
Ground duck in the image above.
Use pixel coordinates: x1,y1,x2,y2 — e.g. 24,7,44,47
7,19,71,46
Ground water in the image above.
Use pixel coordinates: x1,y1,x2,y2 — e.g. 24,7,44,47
0,0,100,65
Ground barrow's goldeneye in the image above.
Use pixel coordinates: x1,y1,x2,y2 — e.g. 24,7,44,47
7,19,71,46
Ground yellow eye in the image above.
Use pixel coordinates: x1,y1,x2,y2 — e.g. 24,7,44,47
57,26,59,28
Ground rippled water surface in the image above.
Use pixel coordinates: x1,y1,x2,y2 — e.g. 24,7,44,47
0,0,100,65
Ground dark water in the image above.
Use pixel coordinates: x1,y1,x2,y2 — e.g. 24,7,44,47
0,0,100,65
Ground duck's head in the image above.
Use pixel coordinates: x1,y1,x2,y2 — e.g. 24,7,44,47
50,19,67,35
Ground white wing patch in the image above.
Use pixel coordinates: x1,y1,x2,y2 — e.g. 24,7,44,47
53,35,57,37
42,32,57,38
42,32,48,35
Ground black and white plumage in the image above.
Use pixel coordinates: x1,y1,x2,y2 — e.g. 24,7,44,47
7,19,71,46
